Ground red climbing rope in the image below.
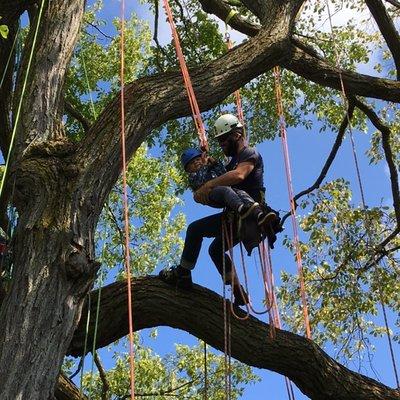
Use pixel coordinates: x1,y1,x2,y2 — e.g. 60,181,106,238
163,0,208,151
225,35,248,143
265,247,296,400
221,217,231,400
120,1,135,398
273,66,312,340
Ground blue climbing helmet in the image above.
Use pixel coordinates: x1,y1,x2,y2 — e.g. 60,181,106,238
181,148,202,170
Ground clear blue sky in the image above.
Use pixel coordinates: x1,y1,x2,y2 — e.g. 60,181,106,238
80,1,398,398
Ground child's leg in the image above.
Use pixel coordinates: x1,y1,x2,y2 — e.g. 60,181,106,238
208,186,245,211
233,188,256,205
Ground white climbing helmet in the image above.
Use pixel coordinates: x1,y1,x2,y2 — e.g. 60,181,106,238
213,113,243,138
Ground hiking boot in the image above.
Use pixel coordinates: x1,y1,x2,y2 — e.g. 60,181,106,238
233,284,250,306
257,210,278,228
239,202,260,220
159,265,193,289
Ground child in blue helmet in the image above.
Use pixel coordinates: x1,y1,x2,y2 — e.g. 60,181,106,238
181,148,275,224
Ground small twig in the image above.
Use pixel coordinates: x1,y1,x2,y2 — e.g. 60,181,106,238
64,100,91,132
152,0,172,70
173,0,202,60
87,22,114,40
106,203,125,253
294,32,331,43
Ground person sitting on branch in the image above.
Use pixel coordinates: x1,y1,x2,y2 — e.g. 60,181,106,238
159,114,280,305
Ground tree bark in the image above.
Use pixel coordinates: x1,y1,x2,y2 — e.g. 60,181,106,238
55,374,87,400
68,277,400,400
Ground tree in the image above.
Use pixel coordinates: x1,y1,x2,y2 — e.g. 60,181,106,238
0,0,399,399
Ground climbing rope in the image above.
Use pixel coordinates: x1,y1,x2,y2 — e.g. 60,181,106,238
266,249,296,400
238,242,272,316
221,217,230,399
203,341,208,399
80,294,92,394
222,219,251,320
258,242,276,338
77,55,102,397
225,33,247,142
163,0,208,151
325,0,399,387
120,1,136,398
0,0,45,201
273,66,312,339
87,270,105,399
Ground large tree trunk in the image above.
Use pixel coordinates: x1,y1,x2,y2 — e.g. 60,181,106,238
0,144,99,400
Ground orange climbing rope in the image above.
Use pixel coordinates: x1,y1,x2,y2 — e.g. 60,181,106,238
221,217,231,400
163,0,208,151
225,34,247,142
264,245,296,400
120,1,135,398
273,66,312,340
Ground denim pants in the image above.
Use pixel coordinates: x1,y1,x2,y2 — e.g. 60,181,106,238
208,186,255,212
180,212,239,280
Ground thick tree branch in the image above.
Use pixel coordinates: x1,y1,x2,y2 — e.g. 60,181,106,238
352,97,400,225
365,0,400,80
68,276,400,400
199,0,260,36
64,101,91,133
281,101,355,226
198,0,400,102
284,39,400,102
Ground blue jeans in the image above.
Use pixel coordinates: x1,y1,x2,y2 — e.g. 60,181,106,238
180,212,239,280
179,188,265,279
208,186,255,211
